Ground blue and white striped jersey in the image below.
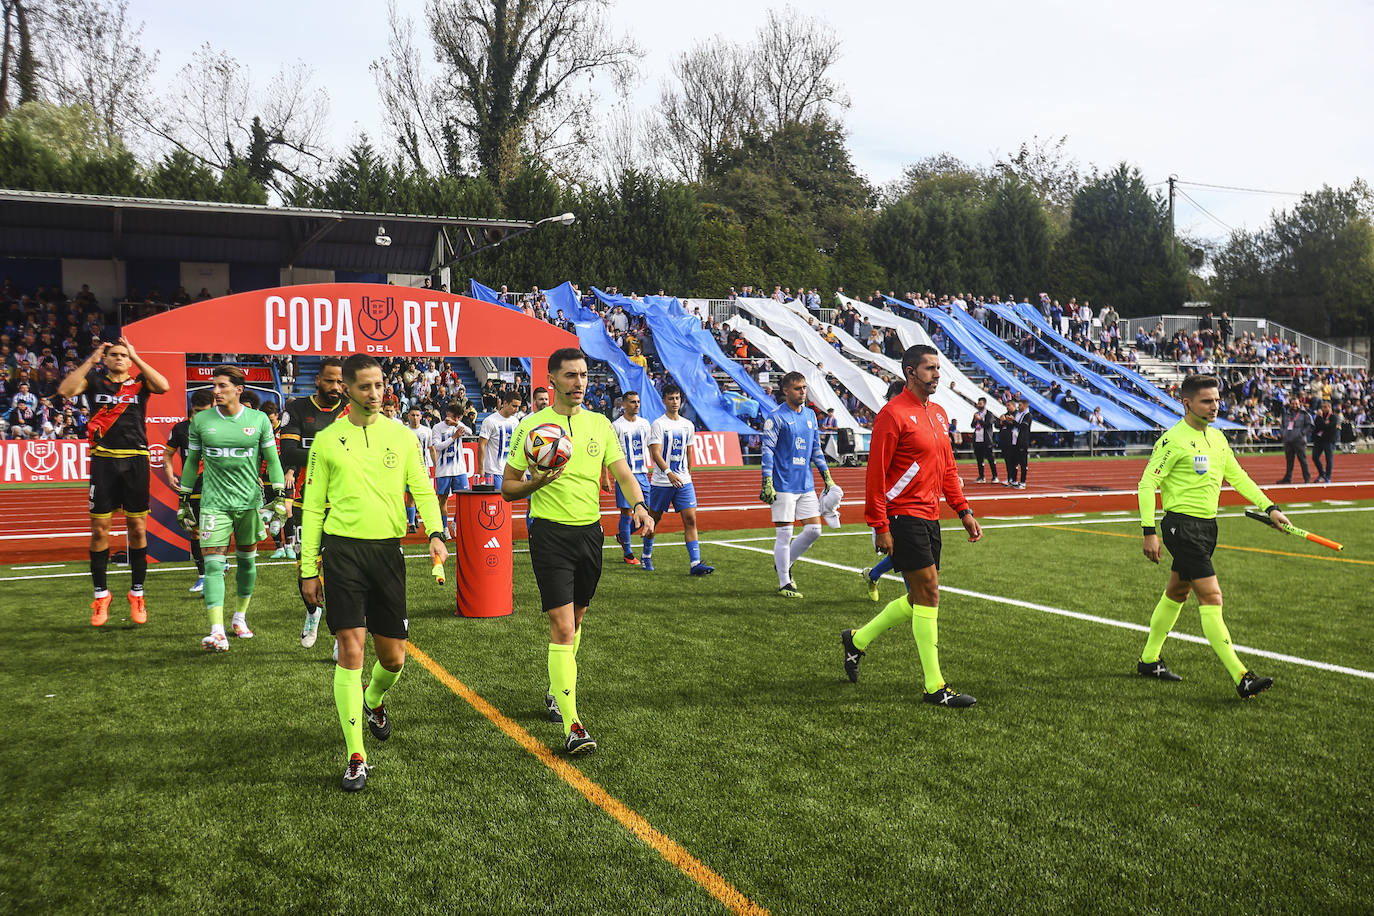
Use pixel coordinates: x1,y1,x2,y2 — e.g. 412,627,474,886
648,415,694,486
479,412,521,475
613,415,652,475
762,404,828,493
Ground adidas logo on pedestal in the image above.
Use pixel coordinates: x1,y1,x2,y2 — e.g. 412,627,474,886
484,537,501,549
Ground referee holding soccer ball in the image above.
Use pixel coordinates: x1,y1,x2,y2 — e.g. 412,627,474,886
299,354,448,792
502,347,654,755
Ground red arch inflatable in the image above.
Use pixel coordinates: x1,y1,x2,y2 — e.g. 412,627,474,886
126,284,579,561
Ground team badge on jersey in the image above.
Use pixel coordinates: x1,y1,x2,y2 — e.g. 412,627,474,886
243,427,256,436
1193,454,1209,475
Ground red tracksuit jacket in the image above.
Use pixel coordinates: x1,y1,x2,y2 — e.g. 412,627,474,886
865,388,970,532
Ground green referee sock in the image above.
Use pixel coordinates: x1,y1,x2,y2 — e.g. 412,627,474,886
548,643,579,737
1199,605,1248,684
334,665,366,761
573,624,583,657
911,604,944,693
364,661,402,709
1140,594,1185,663
852,595,913,651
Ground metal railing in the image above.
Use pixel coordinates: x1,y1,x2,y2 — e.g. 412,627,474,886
1131,314,1366,368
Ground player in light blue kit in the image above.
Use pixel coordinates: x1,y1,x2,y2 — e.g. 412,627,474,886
609,390,653,566
646,384,713,575
760,371,835,598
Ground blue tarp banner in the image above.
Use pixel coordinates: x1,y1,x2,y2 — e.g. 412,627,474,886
468,279,531,375
914,304,1092,432
941,306,1148,430
984,304,1181,428
592,288,756,434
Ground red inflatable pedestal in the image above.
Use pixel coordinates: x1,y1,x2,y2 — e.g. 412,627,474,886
451,488,513,618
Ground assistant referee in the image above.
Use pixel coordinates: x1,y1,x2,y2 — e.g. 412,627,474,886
1137,373,1287,699
502,347,654,755
299,354,447,791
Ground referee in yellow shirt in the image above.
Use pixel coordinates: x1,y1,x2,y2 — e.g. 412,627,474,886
299,354,448,791
1137,374,1289,699
503,348,654,755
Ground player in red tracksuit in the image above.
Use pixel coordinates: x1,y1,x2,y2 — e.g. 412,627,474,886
840,344,984,707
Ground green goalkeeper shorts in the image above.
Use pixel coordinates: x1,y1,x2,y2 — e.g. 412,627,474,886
199,506,265,550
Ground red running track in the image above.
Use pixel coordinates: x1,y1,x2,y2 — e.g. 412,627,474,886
4,453,1372,565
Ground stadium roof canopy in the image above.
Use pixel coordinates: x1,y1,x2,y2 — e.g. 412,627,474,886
0,189,540,274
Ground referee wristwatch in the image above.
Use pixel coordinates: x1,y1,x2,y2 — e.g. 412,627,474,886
1142,526,1157,535
428,530,446,544
633,500,649,513
957,508,974,519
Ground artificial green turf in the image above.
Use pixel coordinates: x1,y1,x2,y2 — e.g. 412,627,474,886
5,503,1372,915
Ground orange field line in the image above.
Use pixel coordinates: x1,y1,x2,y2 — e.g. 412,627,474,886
406,642,770,916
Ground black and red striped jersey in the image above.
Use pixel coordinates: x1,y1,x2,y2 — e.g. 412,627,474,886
86,371,152,457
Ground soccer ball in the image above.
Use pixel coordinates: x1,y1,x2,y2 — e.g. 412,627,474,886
524,422,573,472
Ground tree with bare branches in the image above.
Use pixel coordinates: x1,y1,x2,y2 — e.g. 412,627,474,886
374,0,638,185
0,0,39,116
140,43,329,196
654,6,847,183
752,5,846,132
32,0,156,147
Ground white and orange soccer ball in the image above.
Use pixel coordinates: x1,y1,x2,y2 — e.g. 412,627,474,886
524,422,573,472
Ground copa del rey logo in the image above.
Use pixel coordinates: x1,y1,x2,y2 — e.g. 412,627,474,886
264,294,462,355
2,439,91,482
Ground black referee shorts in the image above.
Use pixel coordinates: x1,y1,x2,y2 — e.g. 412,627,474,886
89,454,150,518
321,533,409,638
527,517,604,612
887,515,942,572
1161,511,1217,581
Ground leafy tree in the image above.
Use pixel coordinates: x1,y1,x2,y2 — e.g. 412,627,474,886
693,215,753,297
993,135,1079,230
0,101,141,193
1052,163,1187,313
871,158,999,293
1214,181,1374,336
983,179,1052,295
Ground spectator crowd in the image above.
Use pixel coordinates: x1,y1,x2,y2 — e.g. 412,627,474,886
3,275,1369,459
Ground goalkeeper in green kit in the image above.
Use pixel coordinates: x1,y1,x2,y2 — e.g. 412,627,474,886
1136,374,1290,698
178,366,287,652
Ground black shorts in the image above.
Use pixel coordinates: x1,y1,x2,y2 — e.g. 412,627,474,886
89,454,150,518
888,515,941,572
1161,512,1217,581
527,518,604,612
321,534,409,638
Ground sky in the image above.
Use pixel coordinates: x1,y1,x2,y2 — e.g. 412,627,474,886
133,0,1373,243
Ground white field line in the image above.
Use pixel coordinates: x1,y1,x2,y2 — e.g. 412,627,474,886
3,506,1370,583
711,540,1374,683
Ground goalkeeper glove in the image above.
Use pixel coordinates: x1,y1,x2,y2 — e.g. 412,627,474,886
822,471,836,495
176,488,199,536
268,483,290,521
760,477,776,505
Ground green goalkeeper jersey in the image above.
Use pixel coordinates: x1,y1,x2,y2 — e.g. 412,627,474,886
1138,417,1271,527
183,405,284,512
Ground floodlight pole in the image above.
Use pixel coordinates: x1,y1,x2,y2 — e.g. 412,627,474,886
442,212,576,269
